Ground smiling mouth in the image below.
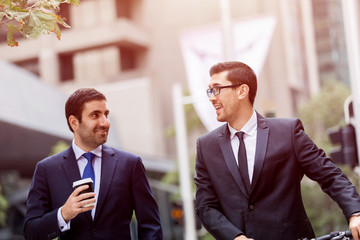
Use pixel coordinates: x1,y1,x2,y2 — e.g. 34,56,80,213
95,127,109,136
214,105,222,112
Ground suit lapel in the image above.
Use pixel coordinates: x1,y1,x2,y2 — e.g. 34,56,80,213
94,145,117,223
61,147,93,222
62,147,82,191
250,113,269,193
218,125,249,198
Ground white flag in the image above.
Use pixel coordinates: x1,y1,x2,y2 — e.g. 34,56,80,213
180,15,276,131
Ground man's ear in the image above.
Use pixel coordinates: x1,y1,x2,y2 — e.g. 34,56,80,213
238,84,250,99
69,115,79,132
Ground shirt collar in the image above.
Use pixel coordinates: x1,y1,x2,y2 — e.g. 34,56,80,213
72,139,102,160
228,110,257,139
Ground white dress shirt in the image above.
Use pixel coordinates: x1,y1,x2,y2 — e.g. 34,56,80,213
57,141,102,231
228,110,257,183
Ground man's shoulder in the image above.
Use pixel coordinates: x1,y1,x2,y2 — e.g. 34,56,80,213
264,117,301,127
265,117,299,124
261,117,304,135
103,145,140,160
102,145,145,170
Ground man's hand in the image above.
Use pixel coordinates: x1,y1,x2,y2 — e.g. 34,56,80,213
61,185,96,222
235,235,254,240
349,214,360,240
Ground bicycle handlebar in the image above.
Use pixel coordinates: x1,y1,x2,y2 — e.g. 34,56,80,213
299,230,353,240
317,230,352,240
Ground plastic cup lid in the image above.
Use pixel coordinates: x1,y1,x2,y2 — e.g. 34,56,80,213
73,178,93,188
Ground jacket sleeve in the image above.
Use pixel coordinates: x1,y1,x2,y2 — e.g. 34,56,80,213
23,161,62,240
194,139,242,240
131,157,163,240
292,119,360,219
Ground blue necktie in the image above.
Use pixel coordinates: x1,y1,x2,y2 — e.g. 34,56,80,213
82,152,95,189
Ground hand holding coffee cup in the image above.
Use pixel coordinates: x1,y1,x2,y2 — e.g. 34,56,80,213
73,178,96,207
61,179,96,222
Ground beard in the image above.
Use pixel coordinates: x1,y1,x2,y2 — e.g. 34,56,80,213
78,125,109,149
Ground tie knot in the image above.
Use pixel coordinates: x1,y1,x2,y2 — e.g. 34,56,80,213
83,152,95,162
235,131,245,140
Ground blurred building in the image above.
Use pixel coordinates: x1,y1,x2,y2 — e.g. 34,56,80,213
1,0,358,239
0,60,72,177
0,0,355,176
311,0,349,86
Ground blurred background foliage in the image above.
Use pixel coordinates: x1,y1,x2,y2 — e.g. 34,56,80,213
301,166,359,236
298,80,355,236
163,96,202,203
49,140,70,156
297,80,351,153
0,186,8,227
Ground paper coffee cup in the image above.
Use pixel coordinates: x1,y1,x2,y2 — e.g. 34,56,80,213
73,178,95,207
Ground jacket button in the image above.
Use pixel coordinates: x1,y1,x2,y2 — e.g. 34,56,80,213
249,205,254,210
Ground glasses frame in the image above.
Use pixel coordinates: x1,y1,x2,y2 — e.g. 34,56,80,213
206,84,242,98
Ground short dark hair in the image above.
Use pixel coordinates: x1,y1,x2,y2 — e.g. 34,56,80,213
209,61,257,105
65,88,107,132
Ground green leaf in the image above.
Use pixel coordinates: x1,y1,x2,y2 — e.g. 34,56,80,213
7,0,28,8
6,23,19,46
39,0,80,11
22,10,57,38
39,0,62,11
5,7,29,21
0,0,12,7
67,0,80,7
1,0,79,46
49,12,70,28
0,12,5,21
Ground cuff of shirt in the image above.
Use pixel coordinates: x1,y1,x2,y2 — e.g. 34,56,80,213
57,207,71,232
351,212,360,217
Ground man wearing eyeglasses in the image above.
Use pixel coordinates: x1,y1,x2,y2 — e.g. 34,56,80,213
194,61,360,240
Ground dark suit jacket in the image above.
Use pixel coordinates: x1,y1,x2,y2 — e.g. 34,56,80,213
24,145,163,240
195,113,360,240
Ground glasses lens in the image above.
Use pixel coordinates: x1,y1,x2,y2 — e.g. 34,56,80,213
206,89,212,98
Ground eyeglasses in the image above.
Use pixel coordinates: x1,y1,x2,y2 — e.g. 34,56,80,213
206,84,242,98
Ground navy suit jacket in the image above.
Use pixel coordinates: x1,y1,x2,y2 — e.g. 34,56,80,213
195,113,360,240
24,145,163,240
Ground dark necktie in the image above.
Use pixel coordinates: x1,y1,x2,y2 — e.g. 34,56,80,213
235,131,250,192
82,152,95,189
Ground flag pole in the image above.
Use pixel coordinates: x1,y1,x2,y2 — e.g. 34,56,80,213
219,0,234,60
173,83,197,240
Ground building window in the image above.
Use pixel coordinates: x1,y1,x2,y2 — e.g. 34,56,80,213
116,0,132,19
119,46,137,71
59,53,74,82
